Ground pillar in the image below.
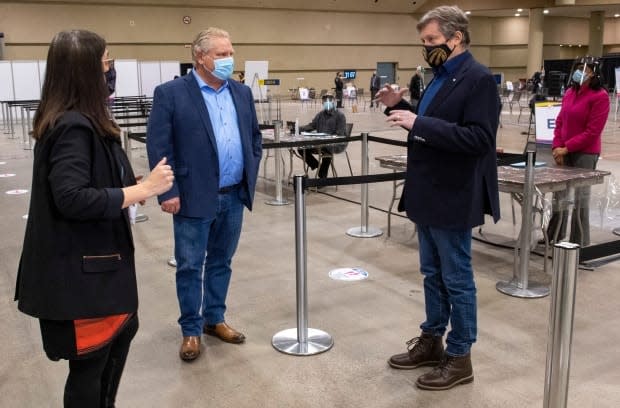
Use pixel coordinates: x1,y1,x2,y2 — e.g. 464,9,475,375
589,11,604,57
527,8,544,78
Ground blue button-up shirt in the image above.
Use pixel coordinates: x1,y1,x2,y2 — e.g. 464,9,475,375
192,69,244,188
417,50,470,116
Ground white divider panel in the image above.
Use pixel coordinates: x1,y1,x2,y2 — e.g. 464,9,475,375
0,61,14,101
114,59,140,97
12,61,41,100
160,61,180,84
245,60,269,102
38,60,47,90
139,61,161,98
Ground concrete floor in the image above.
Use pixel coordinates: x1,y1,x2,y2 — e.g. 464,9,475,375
1,97,620,407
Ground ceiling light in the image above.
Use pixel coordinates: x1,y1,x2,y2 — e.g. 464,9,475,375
543,10,549,14
465,11,471,15
517,8,523,12
515,13,520,17
615,13,620,18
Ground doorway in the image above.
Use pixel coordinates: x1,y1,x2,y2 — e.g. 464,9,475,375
376,62,397,87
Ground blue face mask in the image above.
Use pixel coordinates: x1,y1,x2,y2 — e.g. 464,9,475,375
207,56,234,81
572,69,585,84
323,101,334,111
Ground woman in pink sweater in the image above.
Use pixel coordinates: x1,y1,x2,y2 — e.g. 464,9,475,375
547,57,610,246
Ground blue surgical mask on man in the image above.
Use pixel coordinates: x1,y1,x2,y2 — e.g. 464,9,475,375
206,56,234,81
323,100,334,111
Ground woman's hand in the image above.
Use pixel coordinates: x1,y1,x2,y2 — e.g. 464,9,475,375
142,157,174,197
552,147,568,166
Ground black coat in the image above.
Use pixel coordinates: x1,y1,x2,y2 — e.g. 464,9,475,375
390,52,501,229
15,112,138,320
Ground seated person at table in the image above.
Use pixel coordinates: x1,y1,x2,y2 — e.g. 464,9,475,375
297,94,346,178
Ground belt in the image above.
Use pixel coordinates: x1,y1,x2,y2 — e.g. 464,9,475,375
218,183,241,194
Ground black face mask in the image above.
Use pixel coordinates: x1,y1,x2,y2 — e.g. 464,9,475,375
422,43,453,69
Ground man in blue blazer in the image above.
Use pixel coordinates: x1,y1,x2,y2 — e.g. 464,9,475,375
147,27,262,362
375,6,500,391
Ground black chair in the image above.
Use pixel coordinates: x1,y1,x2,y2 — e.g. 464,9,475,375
321,123,354,177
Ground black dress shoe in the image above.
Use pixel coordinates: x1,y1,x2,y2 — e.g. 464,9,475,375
204,322,246,344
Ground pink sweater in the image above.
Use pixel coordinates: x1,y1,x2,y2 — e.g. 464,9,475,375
552,85,609,154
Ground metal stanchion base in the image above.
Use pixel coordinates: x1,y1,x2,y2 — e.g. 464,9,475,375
265,198,290,206
346,226,383,238
167,256,177,267
496,279,550,298
272,328,333,356
135,214,149,223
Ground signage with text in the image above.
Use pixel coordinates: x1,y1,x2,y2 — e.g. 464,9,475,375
259,78,280,86
534,102,562,144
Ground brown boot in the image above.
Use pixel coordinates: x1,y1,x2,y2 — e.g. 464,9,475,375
388,332,444,369
415,353,474,390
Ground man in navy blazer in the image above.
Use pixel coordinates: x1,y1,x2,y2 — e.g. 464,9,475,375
147,27,262,362
375,6,500,391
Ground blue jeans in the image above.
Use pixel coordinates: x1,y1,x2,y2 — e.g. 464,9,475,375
173,189,244,336
417,224,477,356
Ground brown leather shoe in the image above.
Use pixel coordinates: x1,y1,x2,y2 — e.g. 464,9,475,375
203,322,246,344
179,336,201,362
415,353,474,390
388,332,444,369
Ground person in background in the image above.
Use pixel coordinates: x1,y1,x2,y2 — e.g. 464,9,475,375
370,71,381,108
14,29,174,407
408,66,424,108
104,56,116,96
546,57,609,246
375,5,500,391
238,71,245,84
104,54,116,108
334,71,344,108
146,27,262,362
296,93,346,178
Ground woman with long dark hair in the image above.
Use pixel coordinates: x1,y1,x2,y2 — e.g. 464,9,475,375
547,57,610,246
15,30,173,407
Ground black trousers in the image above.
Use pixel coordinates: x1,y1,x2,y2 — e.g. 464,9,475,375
64,314,139,408
335,90,343,108
297,147,332,178
370,88,378,107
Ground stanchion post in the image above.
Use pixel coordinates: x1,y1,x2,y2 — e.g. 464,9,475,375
21,106,28,145
266,120,289,206
496,145,549,298
272,175,333,355
544,242,579,408
25,108,33,150
346,132,382,238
